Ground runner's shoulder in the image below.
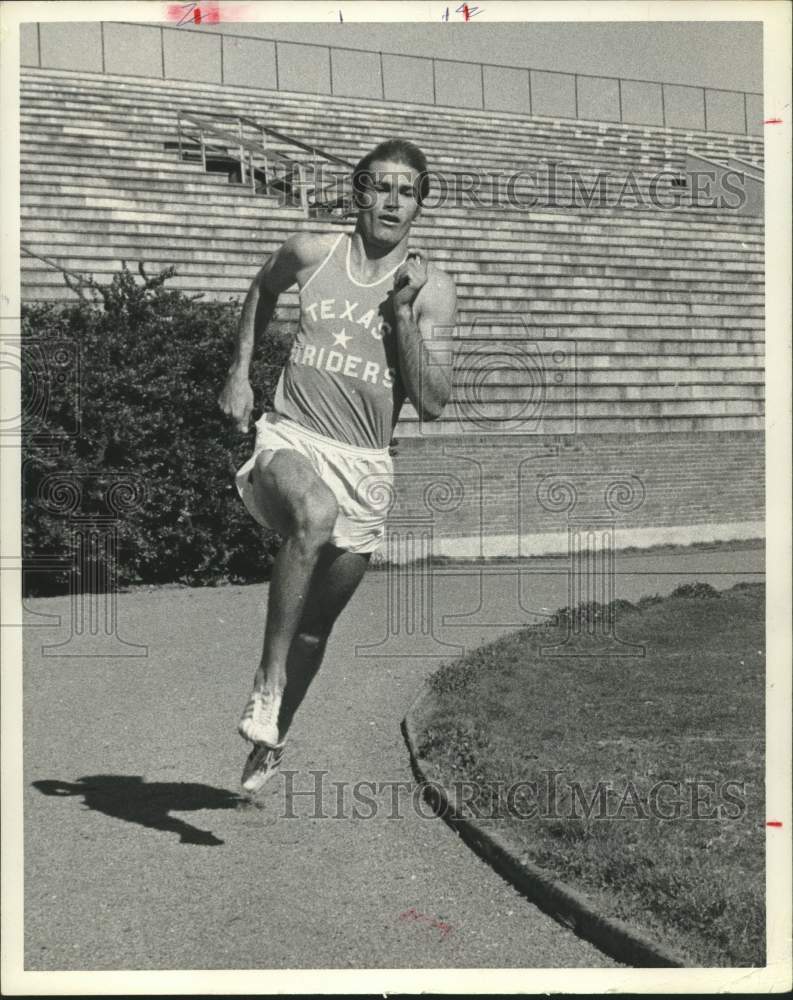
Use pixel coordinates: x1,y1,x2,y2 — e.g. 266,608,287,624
425,259,456,294
280,231,340,273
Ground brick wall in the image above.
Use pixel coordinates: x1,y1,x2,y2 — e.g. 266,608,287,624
387,430,764,557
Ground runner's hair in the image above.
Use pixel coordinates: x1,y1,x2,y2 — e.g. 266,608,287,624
352,139,430,208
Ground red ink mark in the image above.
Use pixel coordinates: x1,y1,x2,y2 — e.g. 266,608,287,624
398,908,453,939
455,2,482,18
165,3,193,25
767,820,783,827
166,2,243,25
764,118,783,125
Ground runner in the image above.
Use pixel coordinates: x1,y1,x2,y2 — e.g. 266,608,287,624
218,139,457,794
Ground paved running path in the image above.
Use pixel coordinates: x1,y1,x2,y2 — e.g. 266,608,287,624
22,547,762,970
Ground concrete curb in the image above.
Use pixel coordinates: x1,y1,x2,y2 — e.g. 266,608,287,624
402,684,687,969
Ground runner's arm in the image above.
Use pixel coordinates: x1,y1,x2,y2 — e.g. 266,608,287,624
393,263,457,422
219,235,321,431
226,235,308,376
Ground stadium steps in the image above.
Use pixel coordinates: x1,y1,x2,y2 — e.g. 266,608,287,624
19,97,761,200
18,232,763,292
20,74,762,171
19,119,750,207
19,245,763,307
20,67,764,435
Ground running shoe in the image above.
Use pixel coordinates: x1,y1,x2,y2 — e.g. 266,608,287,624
240,740,286,795
238,687,282,747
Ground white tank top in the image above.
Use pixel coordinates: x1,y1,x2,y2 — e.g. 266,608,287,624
274,233,407,450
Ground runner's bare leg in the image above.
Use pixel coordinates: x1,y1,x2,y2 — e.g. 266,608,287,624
278,544,370,737
249,448,339,701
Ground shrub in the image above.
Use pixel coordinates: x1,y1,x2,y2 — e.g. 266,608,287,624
670,582,721,600
551,597,636,626
636,593,664,609
22,264,292,593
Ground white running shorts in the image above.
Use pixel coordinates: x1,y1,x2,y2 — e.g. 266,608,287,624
235,412,394,554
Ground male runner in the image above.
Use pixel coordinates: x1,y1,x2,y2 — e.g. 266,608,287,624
218,139,457,794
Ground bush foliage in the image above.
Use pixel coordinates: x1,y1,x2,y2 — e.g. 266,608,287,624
22,264,292,593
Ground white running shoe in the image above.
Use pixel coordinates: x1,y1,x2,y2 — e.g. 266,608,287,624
237,687,282,747
241,741,286,795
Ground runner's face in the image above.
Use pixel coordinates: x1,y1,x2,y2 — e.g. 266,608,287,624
357,158,422,248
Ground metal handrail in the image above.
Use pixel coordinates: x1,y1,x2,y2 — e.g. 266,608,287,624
235,113,353,168
178,113,283,200
178,113,297,167
180,110,352,168
176,110,353,216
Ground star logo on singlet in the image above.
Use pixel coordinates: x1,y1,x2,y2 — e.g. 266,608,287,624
332,328,352,348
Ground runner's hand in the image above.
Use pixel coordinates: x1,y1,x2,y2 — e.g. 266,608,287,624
218,373,254,433
393,250,428,312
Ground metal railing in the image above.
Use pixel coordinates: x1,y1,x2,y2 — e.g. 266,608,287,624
25,21,763,137
175,110,354,216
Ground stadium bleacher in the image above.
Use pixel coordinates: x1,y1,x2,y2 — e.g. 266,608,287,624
19,66,764,549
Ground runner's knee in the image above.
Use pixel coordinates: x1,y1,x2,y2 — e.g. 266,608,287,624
252,450,275,481
291,486,338,551
252,450,337,547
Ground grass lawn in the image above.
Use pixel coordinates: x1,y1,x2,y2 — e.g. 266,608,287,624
414,582,765,966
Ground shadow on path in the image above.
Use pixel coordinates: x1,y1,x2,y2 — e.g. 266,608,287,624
32,775,241,846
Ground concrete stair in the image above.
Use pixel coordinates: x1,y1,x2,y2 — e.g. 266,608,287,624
21,71,762,174
20,67,764,435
